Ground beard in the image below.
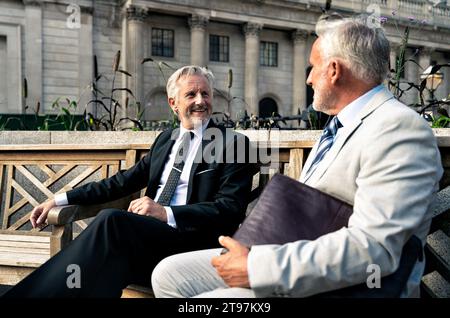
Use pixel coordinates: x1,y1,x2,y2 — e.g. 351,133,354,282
187,104,210,117
311,74,334,114
181,104,211,128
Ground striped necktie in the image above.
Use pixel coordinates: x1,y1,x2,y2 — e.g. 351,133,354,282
157,131,194,206
304,116,342,180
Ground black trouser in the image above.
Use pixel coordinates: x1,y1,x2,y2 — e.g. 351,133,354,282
3,209,210,298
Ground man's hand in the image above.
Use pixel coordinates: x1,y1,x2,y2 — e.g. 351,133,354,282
211,236,250,288
30,199,56,229
127,196,167,222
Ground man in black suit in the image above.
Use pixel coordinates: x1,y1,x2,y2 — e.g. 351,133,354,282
4,65,254,298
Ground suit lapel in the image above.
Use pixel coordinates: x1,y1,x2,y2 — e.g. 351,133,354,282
148,129,179,191
304,88,395,185
186,121,218,202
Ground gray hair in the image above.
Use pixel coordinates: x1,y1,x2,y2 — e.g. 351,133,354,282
315,15,390,84
166,65,215,100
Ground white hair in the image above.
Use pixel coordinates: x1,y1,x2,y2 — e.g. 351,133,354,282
315,15,390,84
166,65,215,100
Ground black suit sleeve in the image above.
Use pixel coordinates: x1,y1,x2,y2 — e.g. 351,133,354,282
171,134,256,237
66,132,165,205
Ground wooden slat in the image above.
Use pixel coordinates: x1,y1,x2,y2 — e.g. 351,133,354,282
0,154,127,161
7,212,35,231
64,165,101,189
125,150,137,169
0,246,49,255
10,180,40,207
110,164,119,175
0,252,50,267
0,265,34,285
38,164,55,178
101,165,108,179
75,220,89,230
1,160,122,165
0,230,51,236
50,224,72,257
0,240,49,249
0,144,151,151
2,166,14,229
7,197,28,215
43,164,76,188
15,165,55,198
0,233,50,243
0,164,3,223
286,148,304,180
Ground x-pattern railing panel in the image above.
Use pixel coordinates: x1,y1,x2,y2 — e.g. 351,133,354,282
0,159,121,232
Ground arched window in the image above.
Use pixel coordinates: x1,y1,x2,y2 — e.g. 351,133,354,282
258,97,278,118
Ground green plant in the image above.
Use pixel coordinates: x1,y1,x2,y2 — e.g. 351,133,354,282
384,14,450,122
0,116,25,130
50,97,87,131
431,115,450,128
86,51,143,131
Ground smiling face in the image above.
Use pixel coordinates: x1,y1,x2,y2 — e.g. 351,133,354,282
168,74,213,129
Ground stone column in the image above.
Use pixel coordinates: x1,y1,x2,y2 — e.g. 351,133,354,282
188,15,208,67
24,0,43,113
405,48,419,106
126,6,147,112
292,29,309,127
441,54,450,114
419,47,433,72
243,22,262,116
389,42,400,74
78,7,93,115
418,47,434,103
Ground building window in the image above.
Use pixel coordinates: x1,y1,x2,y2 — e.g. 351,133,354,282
152,28,174,57
209,35,229,62
260,41,278,67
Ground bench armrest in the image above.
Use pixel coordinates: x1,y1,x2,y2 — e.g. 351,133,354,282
47,196,134,225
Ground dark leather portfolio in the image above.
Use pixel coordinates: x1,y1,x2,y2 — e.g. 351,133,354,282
233,173,422,298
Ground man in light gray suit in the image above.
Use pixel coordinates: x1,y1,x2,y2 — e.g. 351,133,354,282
149,16,443,298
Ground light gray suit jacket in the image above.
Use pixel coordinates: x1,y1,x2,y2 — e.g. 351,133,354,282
247,87,443,297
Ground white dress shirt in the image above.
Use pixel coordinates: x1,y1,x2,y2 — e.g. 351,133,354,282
299,84,384,183
54,120,209,229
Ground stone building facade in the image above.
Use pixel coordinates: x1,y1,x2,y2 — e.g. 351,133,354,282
0,0,449,127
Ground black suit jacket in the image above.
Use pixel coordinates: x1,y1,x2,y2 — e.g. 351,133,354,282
66,122,254,241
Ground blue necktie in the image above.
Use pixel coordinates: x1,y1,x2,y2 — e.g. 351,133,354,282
157,131,193,206
305,116,342,180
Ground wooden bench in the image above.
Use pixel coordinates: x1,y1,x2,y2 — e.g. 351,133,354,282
0,144,148,286
0,132,449,297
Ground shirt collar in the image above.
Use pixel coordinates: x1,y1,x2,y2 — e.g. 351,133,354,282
337,84,384,128
179,118,210,140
